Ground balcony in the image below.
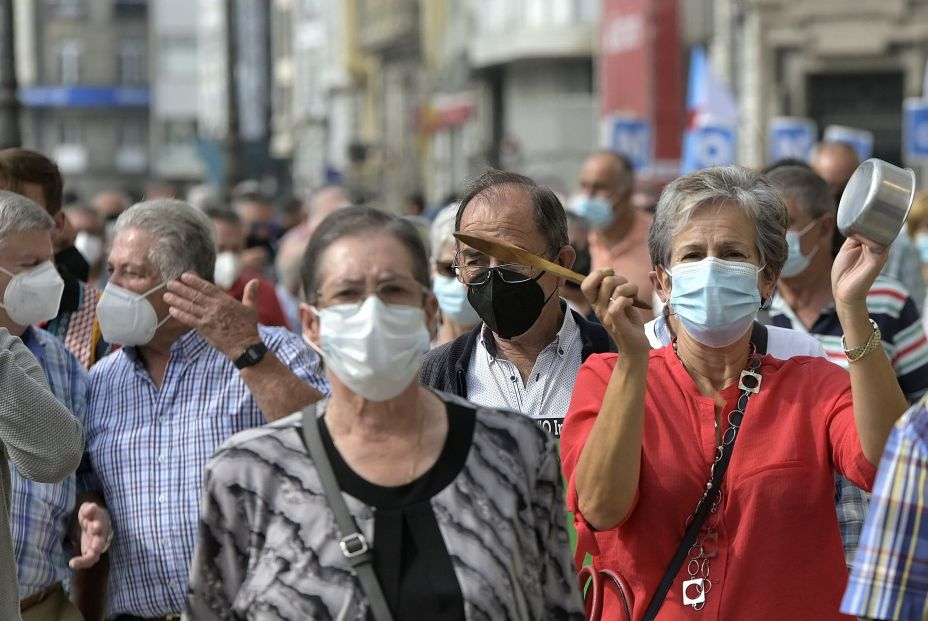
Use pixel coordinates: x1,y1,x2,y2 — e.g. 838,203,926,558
468,0,598,67
357,0,418,54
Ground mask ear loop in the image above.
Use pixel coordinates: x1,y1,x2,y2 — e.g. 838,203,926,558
302,306,328,361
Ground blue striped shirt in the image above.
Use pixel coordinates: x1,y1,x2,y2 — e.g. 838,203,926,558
770,276,928,403
842,398,928,620
82,327,328,618
9,327,88,598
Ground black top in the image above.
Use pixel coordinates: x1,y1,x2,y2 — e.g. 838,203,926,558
419,303,616,396
318,400,475,621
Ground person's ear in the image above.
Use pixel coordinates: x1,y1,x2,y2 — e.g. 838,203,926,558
817,214,836,241
299,302,321,347
652,266,671,304
424,291,439,336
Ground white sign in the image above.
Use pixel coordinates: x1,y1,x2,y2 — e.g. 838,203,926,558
601,116,652,171
768,117,817,163
823,125,874,161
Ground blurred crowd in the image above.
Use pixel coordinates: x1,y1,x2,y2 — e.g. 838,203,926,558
1,140,928,621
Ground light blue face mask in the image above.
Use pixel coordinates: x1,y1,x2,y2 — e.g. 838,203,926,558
433,274,480,326
668,257,763,348
916,234,928,264
573,196,615,230
780,219,820,278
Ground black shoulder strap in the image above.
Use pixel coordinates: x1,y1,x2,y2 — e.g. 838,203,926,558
750,321,768,355
300,405,395,621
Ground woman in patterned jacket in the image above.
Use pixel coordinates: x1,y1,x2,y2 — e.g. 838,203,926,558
185,206,583,620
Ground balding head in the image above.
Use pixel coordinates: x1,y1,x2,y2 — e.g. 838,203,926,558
306,185,351,227
810,142,859,198
93,191,132,221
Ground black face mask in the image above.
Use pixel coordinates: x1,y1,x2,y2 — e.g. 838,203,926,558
55,245,89,283
467,268,556,339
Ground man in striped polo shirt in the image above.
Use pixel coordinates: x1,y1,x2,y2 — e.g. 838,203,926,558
766,165,928,404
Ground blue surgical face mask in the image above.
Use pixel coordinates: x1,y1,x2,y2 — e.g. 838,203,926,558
573,196,615,230
433,274,480,326
780,219,820,278
668,257,763,348
916,234,928,264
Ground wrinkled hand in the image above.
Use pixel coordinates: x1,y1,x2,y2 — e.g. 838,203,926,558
69,502,111,570
164,272,261,360
832,236,889,311
581,268,650,359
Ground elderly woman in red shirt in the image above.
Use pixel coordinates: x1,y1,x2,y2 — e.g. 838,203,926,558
561,166,909,620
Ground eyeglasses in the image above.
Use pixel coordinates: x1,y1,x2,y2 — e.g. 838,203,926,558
315,277,427,309
452,261,546,286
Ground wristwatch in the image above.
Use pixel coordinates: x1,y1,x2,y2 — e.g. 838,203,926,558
233,342,268,369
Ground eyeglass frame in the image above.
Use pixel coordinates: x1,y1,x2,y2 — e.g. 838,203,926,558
309,276,430,310
451,244,561,286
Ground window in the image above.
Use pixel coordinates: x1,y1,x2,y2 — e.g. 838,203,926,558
118,39,146,84
56,40,81,84
47,0,83,18
158,36,197,80
113,0,147,20
57,118,82,145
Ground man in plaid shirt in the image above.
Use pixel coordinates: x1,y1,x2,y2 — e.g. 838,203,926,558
842,395,928,620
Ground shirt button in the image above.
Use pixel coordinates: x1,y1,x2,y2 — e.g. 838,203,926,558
158,494,167,503
157,416,165,424
157,454,166,464
161,538,169,547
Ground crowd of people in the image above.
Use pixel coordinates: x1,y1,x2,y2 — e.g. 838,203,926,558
0,141,927,621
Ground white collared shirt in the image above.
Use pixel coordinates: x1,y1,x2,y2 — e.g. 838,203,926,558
465,303,583,437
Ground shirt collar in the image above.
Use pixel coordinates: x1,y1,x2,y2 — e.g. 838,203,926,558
769,291,834,333
123,329,211,364
19,326,45,363
481,299,577,361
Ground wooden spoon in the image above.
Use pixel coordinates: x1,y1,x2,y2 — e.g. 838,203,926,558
453,231,652,310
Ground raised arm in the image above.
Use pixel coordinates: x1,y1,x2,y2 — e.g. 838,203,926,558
165,272,327,420
832,238,910,464
0,328,83,482
571,270,651,531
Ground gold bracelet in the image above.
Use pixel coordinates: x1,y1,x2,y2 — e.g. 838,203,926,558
842,318,882,363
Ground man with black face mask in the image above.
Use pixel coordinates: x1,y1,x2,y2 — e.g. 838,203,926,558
0,148,110,369
419,170,615,438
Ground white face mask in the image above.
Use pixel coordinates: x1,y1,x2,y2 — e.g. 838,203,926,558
213,251,242,290
306,296,430,401
74,232,104,266
96,281,170,346
0,261,64,326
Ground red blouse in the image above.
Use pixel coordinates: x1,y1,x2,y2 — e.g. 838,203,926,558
561,347,877,621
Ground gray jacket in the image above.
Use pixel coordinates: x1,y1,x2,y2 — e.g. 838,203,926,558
0,327,84,620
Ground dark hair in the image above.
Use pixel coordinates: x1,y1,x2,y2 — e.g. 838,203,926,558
762,158,812,175
455,169,568,256
0,148,64,215
765,165,836,219
203,206,242,227
300,206,431,302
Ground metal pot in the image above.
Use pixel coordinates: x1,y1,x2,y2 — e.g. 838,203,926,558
836,158,916,249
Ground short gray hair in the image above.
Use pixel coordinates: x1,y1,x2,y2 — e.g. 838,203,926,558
648,166,789,276
0,190,54,247
115,198,217,281
765,165,836,220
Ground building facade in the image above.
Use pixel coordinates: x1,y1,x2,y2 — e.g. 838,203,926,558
15,0,150,199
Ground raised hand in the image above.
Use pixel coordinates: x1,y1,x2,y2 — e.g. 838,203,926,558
581,268,650,358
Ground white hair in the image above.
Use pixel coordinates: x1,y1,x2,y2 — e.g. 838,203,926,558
115,199,217,281
0,190,54,247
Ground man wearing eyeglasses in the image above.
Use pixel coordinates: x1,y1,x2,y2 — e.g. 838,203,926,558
419,170,616,437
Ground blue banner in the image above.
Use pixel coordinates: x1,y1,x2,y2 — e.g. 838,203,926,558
682,124,736,174
603,116,652,171
768,117,817,163
904,99,928,161
19,86,150,108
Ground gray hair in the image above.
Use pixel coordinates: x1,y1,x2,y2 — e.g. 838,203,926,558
0,190,54,247
648,166,789,276
430,204,458,258
765,165,836,220
115,198,217,282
